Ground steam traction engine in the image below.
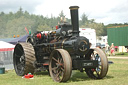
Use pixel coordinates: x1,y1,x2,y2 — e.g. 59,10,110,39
13,6,108,82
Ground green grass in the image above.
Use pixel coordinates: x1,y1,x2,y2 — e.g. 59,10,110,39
0,58,128,85
115,52,128,56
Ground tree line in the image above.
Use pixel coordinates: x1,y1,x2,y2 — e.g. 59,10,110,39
0,7,128,38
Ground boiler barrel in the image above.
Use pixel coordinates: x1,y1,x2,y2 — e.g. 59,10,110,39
49,36,90,56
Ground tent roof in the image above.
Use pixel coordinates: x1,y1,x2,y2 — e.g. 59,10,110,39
8,34,29,45
0,41,15,51
0,38,14,42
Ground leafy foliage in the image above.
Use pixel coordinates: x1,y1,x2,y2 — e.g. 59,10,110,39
0,7,127,38
0,8,68,38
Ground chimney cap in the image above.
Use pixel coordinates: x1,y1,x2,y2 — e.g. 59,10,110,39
69,6,79,10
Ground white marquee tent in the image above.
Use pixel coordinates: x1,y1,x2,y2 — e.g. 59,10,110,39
0,41,15,70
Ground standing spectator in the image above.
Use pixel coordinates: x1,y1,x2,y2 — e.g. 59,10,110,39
110,43,115,55
115,46,118,52
105,43,110,56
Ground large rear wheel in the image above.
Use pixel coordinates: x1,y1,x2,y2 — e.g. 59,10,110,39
85,48,108,79
13,43,36,76
49,49,72,82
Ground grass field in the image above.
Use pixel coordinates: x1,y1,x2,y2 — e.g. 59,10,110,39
115,52,128,56
0,58,128,85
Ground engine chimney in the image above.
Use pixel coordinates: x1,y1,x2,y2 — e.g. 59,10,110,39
69,6,79,36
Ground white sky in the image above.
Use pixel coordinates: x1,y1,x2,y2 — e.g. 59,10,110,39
0,0,128,25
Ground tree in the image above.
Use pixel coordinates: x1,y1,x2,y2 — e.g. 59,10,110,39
59,10,65,17
15,7,23,18
81,13,88,25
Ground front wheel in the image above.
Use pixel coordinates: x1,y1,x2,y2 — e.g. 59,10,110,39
49,49,72,82
85,48,108,79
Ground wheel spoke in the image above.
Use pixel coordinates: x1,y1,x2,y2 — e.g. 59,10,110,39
99,66,101,69
17,63,21,67
52,67,58,71
57,58,60,63
17,63,23,70
56,70,61,77
55,68,64,81
52,57,59,63
19,66,24,74
96,71,100,77
21,55,25,60
52,57,63,67
60,58,62,63
58,58,64,68
55,71,61,81
20,61,25,65
61,67,64,71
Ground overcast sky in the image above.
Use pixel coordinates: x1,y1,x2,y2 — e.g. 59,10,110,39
0,0,128,25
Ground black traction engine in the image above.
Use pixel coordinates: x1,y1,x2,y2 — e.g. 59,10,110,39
13,6,108,82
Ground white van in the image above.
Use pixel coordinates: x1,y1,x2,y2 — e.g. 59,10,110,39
79,28,96,48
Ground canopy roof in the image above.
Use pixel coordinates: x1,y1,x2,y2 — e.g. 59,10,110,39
8,34,29,45
0,41,15,51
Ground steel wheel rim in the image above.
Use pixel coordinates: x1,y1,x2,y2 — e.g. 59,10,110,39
85,48,108,79
13,44,25,75
49,49,72,82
